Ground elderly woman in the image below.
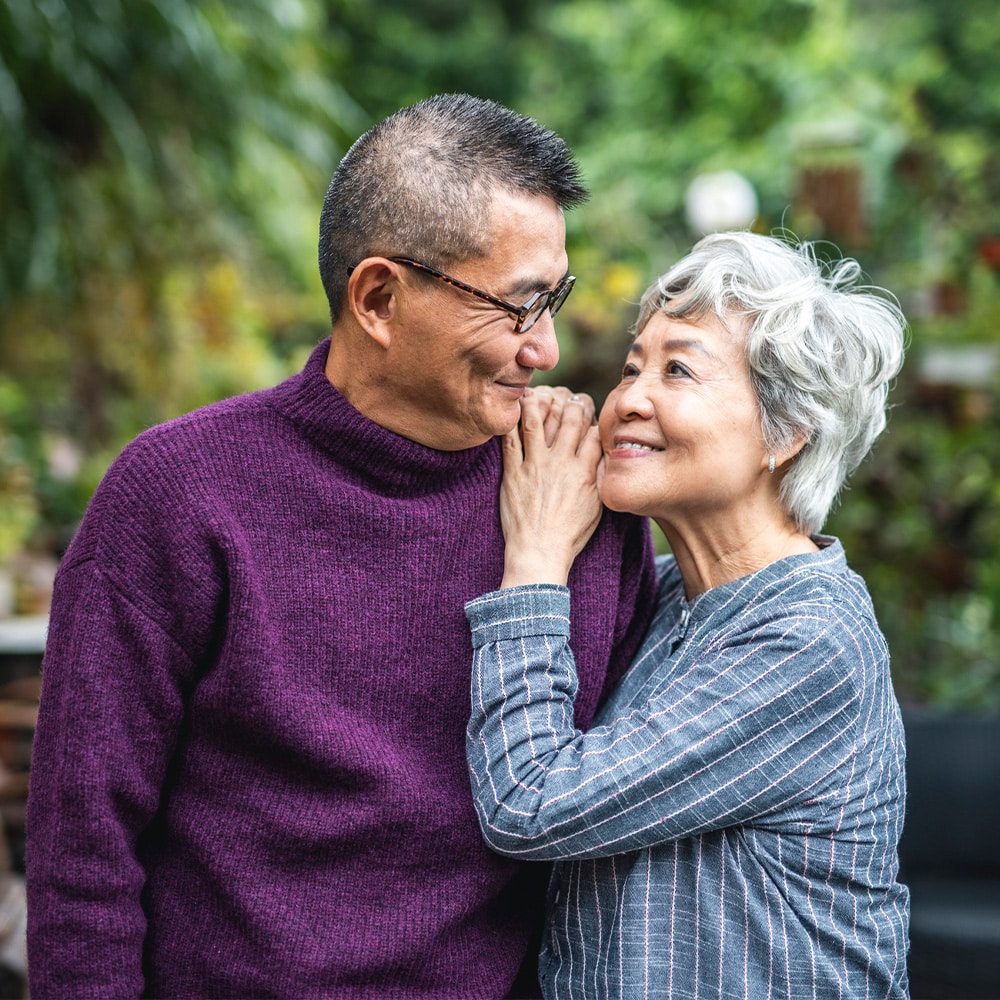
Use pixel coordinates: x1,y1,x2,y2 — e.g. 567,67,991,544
465,232,910,998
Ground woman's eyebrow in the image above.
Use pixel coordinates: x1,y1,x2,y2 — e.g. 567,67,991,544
662,337,713,357
630,338,714,359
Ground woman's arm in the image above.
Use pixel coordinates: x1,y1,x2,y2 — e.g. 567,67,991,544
506,387,658,708
466,585,866,860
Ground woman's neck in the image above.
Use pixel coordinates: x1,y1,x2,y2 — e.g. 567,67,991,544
656,512,818,599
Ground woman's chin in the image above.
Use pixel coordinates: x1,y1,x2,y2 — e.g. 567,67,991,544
597,478,634,516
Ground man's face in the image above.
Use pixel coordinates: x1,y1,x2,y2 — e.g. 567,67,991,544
382,190,569,451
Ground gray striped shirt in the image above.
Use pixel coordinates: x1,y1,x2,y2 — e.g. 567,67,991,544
466,537,909,998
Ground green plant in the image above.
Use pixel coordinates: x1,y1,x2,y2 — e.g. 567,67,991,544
826,306,1000,711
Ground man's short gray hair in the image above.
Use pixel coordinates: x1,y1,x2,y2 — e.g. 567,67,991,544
637,231,906,535
318,94,587,322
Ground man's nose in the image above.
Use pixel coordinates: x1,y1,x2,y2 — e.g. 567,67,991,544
514,310,560,372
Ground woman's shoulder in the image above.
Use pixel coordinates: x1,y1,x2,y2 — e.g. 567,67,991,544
685,538,884,658
651,538,883,647
739,542,889,680
771,537,879,624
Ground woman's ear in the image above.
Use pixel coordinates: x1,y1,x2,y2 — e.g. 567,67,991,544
346,258,399,350
777,433,809,468
785,431,811,462
768,432,811,473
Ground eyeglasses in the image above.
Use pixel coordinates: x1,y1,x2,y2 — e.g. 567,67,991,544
388,256,575,334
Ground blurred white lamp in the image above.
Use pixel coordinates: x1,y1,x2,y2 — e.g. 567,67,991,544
684,170,758,234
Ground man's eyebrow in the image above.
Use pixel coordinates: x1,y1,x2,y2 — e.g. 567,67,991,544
507,269,571,299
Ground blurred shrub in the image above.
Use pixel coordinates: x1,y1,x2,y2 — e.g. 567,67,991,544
827,265,1000,712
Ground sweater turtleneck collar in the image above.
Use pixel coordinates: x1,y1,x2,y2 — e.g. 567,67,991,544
267,338,498,495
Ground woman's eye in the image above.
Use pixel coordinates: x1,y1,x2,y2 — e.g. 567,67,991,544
665,361,690,377
621,362,640,379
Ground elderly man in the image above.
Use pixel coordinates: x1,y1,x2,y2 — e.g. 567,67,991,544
26,94,656,998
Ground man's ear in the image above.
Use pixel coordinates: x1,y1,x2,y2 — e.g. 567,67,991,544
346,258,400,350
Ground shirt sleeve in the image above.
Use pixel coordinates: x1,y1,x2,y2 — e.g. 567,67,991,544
465,584,864,861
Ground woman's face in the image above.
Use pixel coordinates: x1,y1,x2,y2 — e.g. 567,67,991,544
597,309,769,524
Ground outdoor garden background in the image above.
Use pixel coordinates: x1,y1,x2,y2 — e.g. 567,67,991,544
1,0,998,713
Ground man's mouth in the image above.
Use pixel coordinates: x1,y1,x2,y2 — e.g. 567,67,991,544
495,380,530,395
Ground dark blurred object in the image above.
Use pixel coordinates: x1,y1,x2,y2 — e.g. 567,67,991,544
0,830,26,1000
900,711,1000,998
0,618,41,1000
0,618,44,877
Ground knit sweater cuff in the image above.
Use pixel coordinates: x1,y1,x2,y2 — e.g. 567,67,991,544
465,585,570,645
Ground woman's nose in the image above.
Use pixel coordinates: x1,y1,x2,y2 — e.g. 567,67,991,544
613,378,654,420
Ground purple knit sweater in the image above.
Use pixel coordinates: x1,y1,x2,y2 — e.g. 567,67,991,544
26,339,656,999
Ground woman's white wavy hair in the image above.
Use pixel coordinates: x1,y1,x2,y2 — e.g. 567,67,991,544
635,231,907,535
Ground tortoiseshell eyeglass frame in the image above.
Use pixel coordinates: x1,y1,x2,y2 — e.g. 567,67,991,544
348,256,575,333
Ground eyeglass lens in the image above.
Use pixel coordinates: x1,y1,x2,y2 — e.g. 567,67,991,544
520,278,574,333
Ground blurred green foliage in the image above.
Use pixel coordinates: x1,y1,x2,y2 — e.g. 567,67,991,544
1,0,998,708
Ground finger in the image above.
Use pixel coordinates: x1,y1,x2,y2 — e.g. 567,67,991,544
501,424,523,474
543,389,594,443
545,387,594,413
551,394,592,455
579,423,603,466
529,385,557,424
542,393,565,447
518,389,548,460
576,392,597,426
540,385,572,404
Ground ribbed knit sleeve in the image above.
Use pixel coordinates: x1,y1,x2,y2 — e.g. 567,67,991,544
27,429,223,999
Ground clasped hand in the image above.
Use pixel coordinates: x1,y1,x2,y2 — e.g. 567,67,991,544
499,387,604,589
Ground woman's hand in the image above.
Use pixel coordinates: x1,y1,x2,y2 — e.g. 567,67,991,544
534,385,596,446
499,387,604,589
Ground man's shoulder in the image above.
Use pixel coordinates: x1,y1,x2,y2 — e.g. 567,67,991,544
132,385,277,450
71,387,284,538
589,507,650,547
101,384,291,488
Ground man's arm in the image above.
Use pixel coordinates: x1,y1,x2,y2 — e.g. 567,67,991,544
26,441,208,999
